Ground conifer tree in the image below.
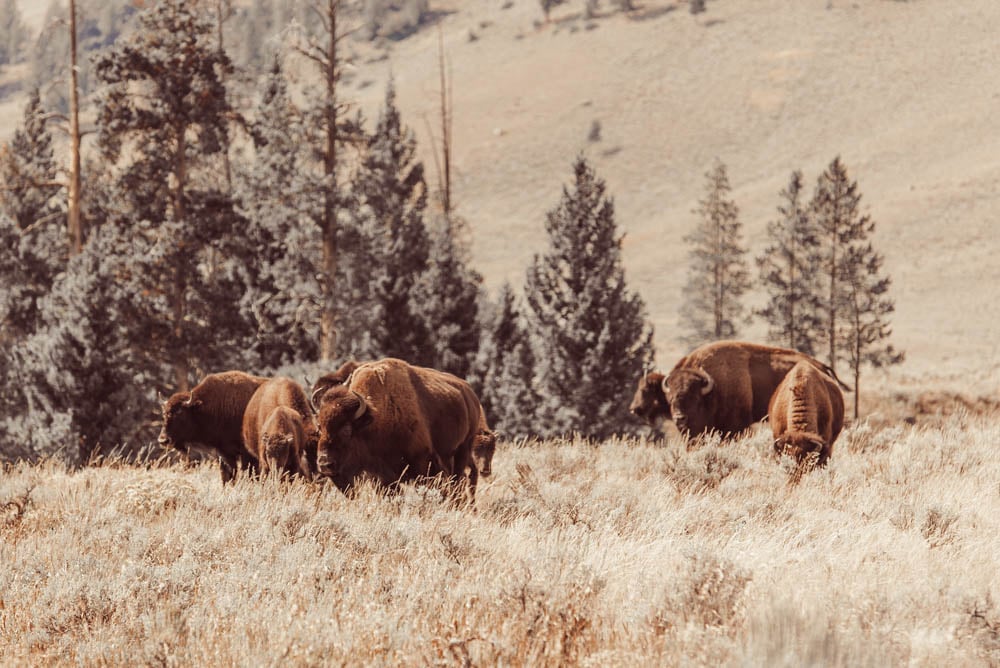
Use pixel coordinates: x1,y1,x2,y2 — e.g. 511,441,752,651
811,156,903,416
524,156,654,439
679,159,750,344
417,211,483,377
343,81,434,364
0,88,62,232
12,224,151,463
93,0,248,391
756,170,822,354
473,283,540,439
0,0,26,67
236,55,321,369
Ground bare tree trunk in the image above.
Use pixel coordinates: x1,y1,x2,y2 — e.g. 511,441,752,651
827,223,837,374
67,0,83,255
319,0,341,361
438,27,451,217
172,128,189,391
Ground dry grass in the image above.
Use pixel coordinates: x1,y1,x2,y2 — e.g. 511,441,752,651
2,413,999,665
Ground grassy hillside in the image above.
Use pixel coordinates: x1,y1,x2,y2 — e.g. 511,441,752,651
2,418,999,664
5,0,1000,388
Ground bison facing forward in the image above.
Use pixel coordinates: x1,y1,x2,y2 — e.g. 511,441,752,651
158,371,268,483
630,341,849,439
242,377,316,478
315,358,484,497
769,361,845,468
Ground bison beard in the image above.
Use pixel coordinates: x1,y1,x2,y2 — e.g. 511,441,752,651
315,358,487,500
158,371,268,483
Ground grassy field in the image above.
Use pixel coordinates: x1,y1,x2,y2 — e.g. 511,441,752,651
3,409,999,665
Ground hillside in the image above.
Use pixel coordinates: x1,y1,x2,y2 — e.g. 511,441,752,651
6,0,1000,390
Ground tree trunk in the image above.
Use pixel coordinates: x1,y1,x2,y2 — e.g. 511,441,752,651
318,0,340,361
67,0,83,255
172,127,189,391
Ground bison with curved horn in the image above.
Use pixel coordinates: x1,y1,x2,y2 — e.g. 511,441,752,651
158,371,268,483
629,340,850,439
314,358,489,499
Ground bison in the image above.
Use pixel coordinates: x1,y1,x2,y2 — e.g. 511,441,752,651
315,358,484,498
630,341,849,439
242,377,317,478
769,360,845,468
158,371,268,483
310,360,362,411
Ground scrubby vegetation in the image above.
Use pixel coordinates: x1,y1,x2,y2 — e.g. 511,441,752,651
2,414,998,664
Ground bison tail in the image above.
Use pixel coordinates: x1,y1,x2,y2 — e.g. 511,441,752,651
817,361,853,393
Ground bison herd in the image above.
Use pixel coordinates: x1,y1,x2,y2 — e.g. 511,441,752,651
158,341,848,498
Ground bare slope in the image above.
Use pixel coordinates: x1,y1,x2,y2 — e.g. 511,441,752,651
348,0,1000,385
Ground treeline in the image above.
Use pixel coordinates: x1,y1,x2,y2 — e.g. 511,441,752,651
0,0,653,464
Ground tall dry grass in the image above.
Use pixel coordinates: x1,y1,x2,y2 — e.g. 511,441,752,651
2,415,999,665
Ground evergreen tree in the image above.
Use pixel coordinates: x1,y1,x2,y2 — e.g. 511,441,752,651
524,156,654,439
756,170,822,354
0,0,27,66
0,88,62,232
473,283,540,439
416,211,483,378
811,156,902,416
342,81,434,364
93,0,249,392
679,159,750,344
235,55,321,369
10,224,152,463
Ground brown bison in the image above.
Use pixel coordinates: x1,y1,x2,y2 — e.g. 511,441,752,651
242,377,317,478
158,371,268,483
769,361,845,468
315,358,484,497
630,341,849,439
310,360,362,411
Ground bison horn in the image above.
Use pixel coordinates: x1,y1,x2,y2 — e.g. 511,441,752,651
181,393,195,407
660,376,671,398
350,391,368,420
695,368,715,395
310,385,327,411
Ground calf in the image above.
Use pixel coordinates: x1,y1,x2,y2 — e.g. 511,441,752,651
768,361,845,468
243,377,317,478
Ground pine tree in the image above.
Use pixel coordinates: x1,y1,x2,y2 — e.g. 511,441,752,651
473,283,540,439
417,211,483,377
93,0,249,392
679,159,751,344
343,81,434,364
0,0,26,67
812,156,902,416
11,224,152,463
756,170,822,354
524,156,654,439
0,88,62,232
235,55,321,369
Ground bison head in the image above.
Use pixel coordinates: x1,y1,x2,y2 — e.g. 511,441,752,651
662,367,715,436
774,432,828,466
629,372,670,425
310,360,362,411
157,392,203,454
472,429,497,478
315,385,372,486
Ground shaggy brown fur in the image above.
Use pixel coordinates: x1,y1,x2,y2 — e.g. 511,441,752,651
310,361,362,410
769,361,845,468
315,358,483,499
242,377,317,478
628,372,670,425
158,371,268,483
660,341,849,439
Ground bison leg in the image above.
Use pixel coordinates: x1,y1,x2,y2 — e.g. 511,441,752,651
219,455,237,484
